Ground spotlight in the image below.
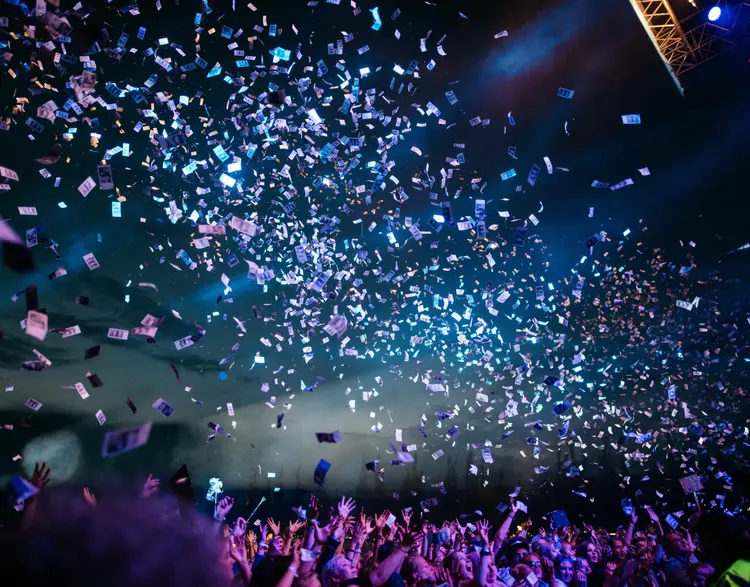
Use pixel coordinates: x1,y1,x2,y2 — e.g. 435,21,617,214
708,5,722,21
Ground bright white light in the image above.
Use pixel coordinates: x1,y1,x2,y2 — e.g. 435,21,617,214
307,108,322,124
219,173,236,188
432,214,445,223
708,6,721,21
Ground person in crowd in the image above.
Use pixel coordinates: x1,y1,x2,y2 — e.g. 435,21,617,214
577,541,604,587
0,489,228,587
554,556,578,587
2,462,747,587
687,563,715,587
660,531,696,587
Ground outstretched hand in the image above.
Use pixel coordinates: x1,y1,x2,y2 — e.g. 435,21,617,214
30,462,51,490
233,517,248,540
288,519,306,535
374,510,391,534
267,517,281,536
644,505,660,524
476,519,491,547
215,496,234,519
308,495,321,521
141,473,160,498
359,514,375,537
314,519,334,543
290,539,301,566
228,536,248,565
82,487,97,507
337,496,356,518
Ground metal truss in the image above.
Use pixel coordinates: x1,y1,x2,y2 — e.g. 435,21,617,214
629,0,750,94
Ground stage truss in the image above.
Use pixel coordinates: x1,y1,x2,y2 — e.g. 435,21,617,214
629,0,750,94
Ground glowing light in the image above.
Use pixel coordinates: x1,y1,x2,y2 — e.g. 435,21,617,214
22,431,82,485
219,173,236,188
206,477,223,502
432,214,445,224
708,6,721,21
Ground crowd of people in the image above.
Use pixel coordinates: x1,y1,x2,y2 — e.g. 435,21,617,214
1,463,747,587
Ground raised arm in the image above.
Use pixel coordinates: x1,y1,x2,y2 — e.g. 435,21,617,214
624,510,637,545
20,462,51,529
492,497,519,556
283,519,305,555
213,497,234,537
372,510,391,557
644,506,664,538
229,520,253,586
275,541,301,587
475,519,493,587
348,512,373,568
369,530,422,587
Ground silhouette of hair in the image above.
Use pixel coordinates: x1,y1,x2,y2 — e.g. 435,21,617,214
0,489,226,587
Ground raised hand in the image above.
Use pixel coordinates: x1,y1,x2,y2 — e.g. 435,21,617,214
290,539,301,566
233,517,248,540
82,487,97,507
644,505,659,524
288,519,305,535
267,517,281,536
229,536,248,565
401,508,412,528
476,519,491,547
333,515,353,541
308,495,321,521
337,496,356,518
509,495,519,516
215,496,235,519
314,519,333,543
374,510,391,534
258,523,269,544
360,515,375,536
30,462,51,490
141,473,160,498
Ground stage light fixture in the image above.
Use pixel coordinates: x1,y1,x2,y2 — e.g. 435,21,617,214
708,5,722,21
